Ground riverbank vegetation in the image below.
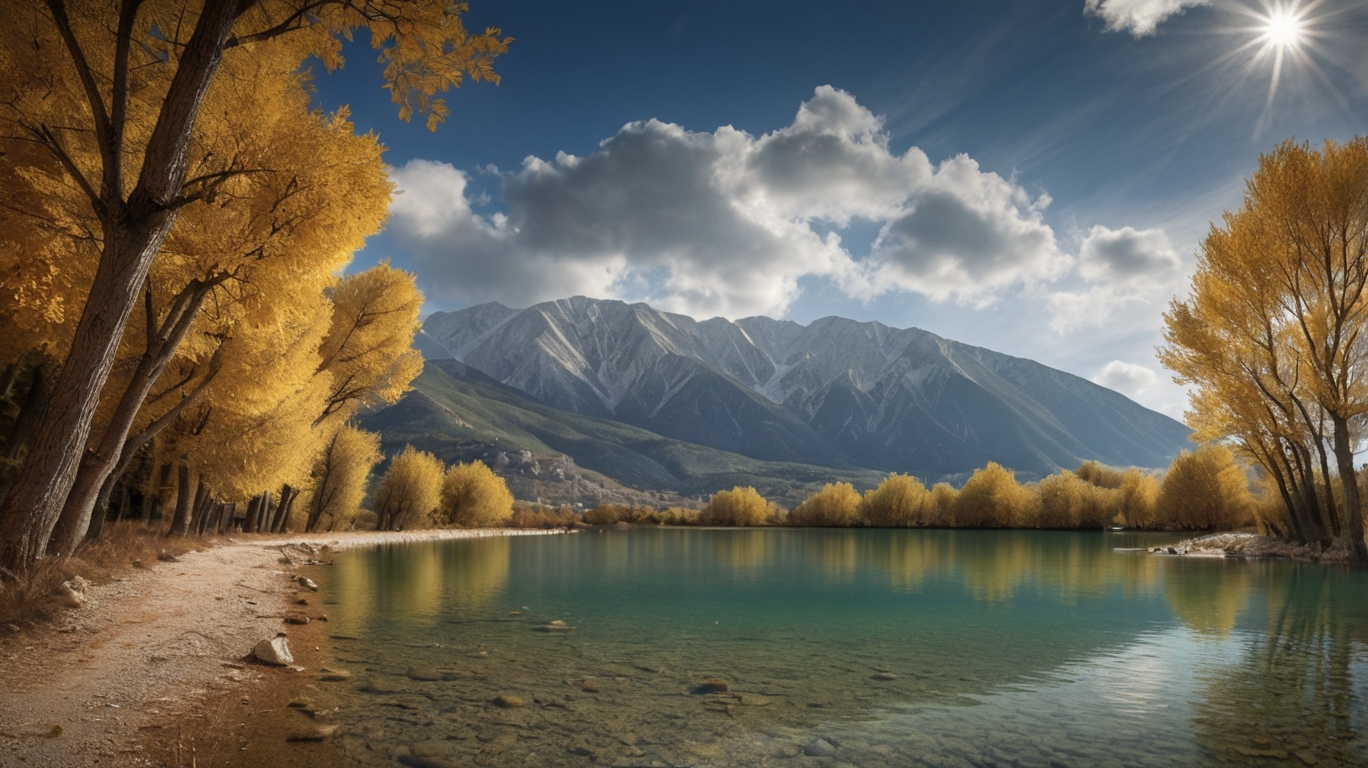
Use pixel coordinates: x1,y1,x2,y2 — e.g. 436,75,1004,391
0,0,509,578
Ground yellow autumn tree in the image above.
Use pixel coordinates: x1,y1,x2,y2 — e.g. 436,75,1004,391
1161,139,1368,556
1156,445,1255,530
789,482,862,527
954,463,1040,528
304,425,383,532
859,474,932,527
373,446,445,531
702,487,770,526
0,0,508,575
440,460,514,528
1035,471,1117,529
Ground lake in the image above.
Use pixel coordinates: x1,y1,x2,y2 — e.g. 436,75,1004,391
310,528,1368,767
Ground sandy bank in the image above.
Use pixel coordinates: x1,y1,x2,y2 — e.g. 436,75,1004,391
0,528,566,767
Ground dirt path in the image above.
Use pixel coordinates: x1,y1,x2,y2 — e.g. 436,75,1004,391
0,529,565,767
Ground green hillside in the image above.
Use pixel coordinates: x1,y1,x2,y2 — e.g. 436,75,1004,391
362,360,883,507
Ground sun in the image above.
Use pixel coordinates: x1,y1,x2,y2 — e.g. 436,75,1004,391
1263,11,1303,48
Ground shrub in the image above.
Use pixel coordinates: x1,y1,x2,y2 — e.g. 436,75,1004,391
702,487,770,526
1119,469,1160,528
954,463,1039,527
859,474,931,526
583,505,621,525
509,507,576,529
440,460,514,527
1035,471,1117,529
927,483,959,526
1076,461,1126,489
373,446,445,530
789,482,861,527
1155,445,1255,530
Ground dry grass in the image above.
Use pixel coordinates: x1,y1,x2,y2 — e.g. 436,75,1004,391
0,522,208,628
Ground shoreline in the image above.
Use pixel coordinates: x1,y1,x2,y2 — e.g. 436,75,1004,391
1147,531,1358,564
0,527,567,767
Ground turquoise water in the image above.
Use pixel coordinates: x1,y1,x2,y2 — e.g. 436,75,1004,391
311,529,1368,767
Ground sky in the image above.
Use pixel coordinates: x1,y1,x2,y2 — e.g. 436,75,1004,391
308,0,1368,418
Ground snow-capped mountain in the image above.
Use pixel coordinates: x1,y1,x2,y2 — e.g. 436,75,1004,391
415,296,1190,479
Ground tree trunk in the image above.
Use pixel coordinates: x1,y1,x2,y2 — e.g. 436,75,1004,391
243,496,261,535
1332,416,1367,561
0,0,248,577
2,363,50,461
165,465,192,538
270,485,295,533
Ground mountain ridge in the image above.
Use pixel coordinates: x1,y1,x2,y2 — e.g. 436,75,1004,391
414,296,1191,480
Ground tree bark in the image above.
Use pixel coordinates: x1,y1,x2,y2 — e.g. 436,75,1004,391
3,363,50,461
1331,415,1367,561
0,0,247,577
243,496,261,535
165,465,192,538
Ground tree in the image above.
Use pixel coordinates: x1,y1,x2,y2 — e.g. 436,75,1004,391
954,463,1039,528
701,486,769,526
0,0,508,576
440,460,513,527
1161,139,1368,555
789,482,861,527
1156,445,1255,531
373,445,444,531
859,473,932,527
305,425,382,532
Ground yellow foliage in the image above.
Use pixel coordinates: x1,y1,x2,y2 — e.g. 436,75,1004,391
441,460,514,528
1119,469,1160,528
927,483,959,526
373,446,445,530
1035,471,1118,529
1076,461,1126,489
1156,445,1255,530
859,474,932,527
789,483,862,527
954,463,1040,528
702,487,770,526
304,425,382,532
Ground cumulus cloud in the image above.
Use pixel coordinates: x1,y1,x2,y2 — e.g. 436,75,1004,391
386,86,1138,319
1084,0,1210,37
1047,224,1183,332
1078,225,1180,283
1093,360,1161,398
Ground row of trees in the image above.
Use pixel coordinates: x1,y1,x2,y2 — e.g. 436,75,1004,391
1160,139,1368,558
0,0,508,576
688,447,1259,531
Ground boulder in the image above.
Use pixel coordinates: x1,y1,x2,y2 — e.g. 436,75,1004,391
253,636,295,666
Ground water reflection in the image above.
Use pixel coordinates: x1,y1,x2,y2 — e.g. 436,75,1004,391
311,530,1368,767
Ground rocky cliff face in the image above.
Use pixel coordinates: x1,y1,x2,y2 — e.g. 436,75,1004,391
418,296,1190,479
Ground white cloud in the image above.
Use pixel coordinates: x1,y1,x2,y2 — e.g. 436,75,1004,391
1093,360,1161,398
1047,224,1183,332
1084,0,1210,37
386,86,1149,320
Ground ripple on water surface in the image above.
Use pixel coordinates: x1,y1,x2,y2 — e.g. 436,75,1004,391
306,528,1368,767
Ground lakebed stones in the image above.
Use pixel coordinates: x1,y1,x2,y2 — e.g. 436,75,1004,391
297,576,319,591
535,619,576,633
803,738,838,757
491,694,525,709
252,636,295,666
871,672,897,681
693,678,729,694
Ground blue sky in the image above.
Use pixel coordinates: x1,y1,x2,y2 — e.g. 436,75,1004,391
309,0,1368,417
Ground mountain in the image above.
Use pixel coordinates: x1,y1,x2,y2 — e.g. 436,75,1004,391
415,296,1191,481
360,360,883,507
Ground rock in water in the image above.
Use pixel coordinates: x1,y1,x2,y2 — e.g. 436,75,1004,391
693,678,729,694
253,636,295,666
298,576,319,591
491,694,524,709
803,738,837,757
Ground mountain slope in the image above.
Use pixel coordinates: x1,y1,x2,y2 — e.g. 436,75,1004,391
361,360,882,506
419,297,1191,480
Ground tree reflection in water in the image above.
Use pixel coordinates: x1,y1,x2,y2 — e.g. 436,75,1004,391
1187,563,1368,766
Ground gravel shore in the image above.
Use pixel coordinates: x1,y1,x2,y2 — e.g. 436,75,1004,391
0,528,566,767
